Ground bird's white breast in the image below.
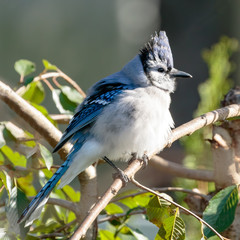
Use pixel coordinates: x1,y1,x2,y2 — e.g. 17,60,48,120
91,86,174,161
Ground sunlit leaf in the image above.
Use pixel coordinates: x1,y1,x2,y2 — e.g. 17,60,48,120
30,103,56,126
129,227,148,240
99,229,121,240
38,144,53,170
52,89,77,114
17,173,36,196
14,59,36,77
155,208,185,240
0,124,5,148
105,203,124,215
61,85,83,105
5,187,30,239
146,195,172,228
42,59,57,71
133,192,152,207
203,185,239,238
62,185,80,202
0,170,12,195
19,81,45,105
1,145,27,167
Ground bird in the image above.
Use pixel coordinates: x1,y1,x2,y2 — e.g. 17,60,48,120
18,31,192,226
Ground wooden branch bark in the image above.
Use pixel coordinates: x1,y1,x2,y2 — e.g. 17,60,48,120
150,155,214,181
71,104,240,239
0,80,97,237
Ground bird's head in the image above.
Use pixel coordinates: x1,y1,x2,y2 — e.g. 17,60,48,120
140,31,192,92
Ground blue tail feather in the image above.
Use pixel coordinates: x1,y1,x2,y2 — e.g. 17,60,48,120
17,158,71,224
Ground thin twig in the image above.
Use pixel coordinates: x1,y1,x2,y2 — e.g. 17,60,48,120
150,155,214,181
50,114,72,124
111,187,209,203
57,68,86,97
42,78,54,91
98,209,146,223
70,104,240,239
28,197,80,217
52,76,62,88
131,177,224,240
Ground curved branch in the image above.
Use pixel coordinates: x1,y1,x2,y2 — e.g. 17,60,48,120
150,155,214,182
0,80,70,160
70,103,240,239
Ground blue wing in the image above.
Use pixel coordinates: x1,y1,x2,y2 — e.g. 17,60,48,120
53,81,132,152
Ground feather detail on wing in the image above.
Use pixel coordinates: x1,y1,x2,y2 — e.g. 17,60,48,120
53,81,132,153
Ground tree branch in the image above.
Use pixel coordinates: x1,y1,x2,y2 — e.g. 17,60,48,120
70,103,240,239
150,155,214,182
131,177,224,240
0,80,70,160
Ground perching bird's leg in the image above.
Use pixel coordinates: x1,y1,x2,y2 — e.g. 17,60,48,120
141,153,149,168
128,152,149,168
103,156,129,183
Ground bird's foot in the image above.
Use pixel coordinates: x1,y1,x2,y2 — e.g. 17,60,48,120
112,170,129,185
103,156,129,185
141,153,149,168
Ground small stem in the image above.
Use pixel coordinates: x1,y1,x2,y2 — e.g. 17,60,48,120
112,187,209,203
131,177,224,240
52,76,62,88
50,114,71,124
42,78,54,91
98,209,146,223
20,74,24,83
57,68,86,97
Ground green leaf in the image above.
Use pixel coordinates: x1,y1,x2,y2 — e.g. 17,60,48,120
99,229,121,240
133,192,152,207
203,185,239,238
128,227,148,240
52,89,77,114
19,81,45,105
146,195,172,228
42,59,57,71
14,59,36,77
5,187,30,239
0,170,12,195
61,85,84,105
62,185,80,202
1,145,27,167
156,208,185,240
38,144,53,170
17,172,36,196
30,103,56,126
0,124,6,148
105,203,124,215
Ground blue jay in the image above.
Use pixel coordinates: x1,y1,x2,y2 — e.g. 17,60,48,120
18,31,192,226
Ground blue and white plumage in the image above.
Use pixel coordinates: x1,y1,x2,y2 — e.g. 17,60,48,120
18,31,192,226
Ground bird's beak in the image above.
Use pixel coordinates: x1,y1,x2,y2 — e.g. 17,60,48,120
170,68,192,78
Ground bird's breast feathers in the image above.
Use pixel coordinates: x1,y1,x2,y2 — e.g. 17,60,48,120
91,86,174,161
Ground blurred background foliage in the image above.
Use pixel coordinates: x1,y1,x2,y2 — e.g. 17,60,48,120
1,0,240,239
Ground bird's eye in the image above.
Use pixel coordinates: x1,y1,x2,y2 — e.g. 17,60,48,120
157,67,165,73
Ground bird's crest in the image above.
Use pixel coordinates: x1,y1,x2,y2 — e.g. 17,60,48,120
140,31,173,70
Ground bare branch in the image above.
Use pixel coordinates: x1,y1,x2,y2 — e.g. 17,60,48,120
71,104,240,239
170,104,240,143
150,155,214,182
112,186,209,202
131,177,224,240
0,80,70,160
50,114,71,124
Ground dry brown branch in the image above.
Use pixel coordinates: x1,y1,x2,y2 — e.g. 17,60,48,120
0,80,96,236
0,80,70,160
71,103,240,239
150,155,214,181
131,177,224,240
